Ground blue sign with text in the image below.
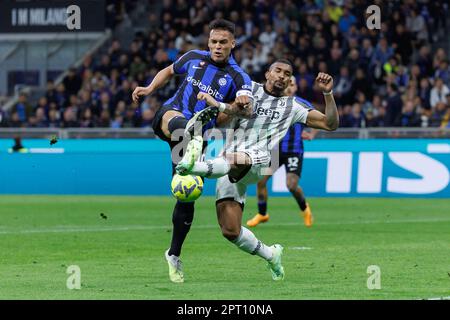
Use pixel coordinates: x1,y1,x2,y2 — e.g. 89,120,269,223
0,139,448,197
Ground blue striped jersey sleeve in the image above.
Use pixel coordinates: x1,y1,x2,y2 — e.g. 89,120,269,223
226,65,253,100
173,50,205,74
294,96,314,110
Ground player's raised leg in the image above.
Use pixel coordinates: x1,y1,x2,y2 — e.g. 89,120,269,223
247,175,271,227
184,106,219,138
175,106,221,175
177,143,251,180
175,136,204,175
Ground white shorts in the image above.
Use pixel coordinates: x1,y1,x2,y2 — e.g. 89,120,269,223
216,148,270,205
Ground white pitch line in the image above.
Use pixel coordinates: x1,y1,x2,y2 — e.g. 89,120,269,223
290,247,312,250
0,224,218,235
0,217,449,235
423,296,450,300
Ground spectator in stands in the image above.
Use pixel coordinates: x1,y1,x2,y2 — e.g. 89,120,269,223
34,107,48,128
63,68,83,97
406,8,428,47
55,83,67,108
12,0,448,130
433,48,447,70
35,97,49,115
338,6,356,34
334,66,353,105
352,68,372,100
391,24,413,65
385,84,403,126
327,46,343,77
434,60,450,86
62,106,79,128
340,104,353,127
350,103,365,127
129,56,147,79
80,108,95,128
140,109,154,128
297,78,315,103
399,100,421,127
97,109,110,127
326,1,343,23
45,80,57,104
111,114,124,129
443,94,450,128
416,45,433,77
394,65,410,92
370,38,394,80
430,78,450,109
356,92,372,115
48,108,60,128
430,102,448,127
418,78,431,110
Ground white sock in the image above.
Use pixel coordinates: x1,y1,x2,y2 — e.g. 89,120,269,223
190,157,230,178
232,227,273,261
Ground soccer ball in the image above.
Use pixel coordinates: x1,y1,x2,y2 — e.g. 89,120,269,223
171,174,203,202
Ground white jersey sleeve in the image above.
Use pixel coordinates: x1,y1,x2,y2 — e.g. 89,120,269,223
291,98,311,125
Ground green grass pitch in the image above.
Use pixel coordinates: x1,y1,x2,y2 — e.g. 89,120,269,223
0,195,449,300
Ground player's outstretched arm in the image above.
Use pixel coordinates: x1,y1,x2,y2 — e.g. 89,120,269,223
131,64,175,103
305,73,339,131
197,92,253,119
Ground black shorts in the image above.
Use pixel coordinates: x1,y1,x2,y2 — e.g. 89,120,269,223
152,106,208,175
279,152,304,177
152,105,181,143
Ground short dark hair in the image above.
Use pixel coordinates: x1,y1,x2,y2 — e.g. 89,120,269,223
209,19,235,36
270,58,293,71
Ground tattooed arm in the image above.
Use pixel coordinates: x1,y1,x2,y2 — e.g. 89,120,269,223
197,92,253,119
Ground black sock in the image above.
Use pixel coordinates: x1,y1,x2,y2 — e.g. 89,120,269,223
168,116,188,135
258,201,267,215
168,201,194,257
295,196,307,211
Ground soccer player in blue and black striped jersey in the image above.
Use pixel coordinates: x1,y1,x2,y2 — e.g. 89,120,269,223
247,76,316,228
132,19,253,283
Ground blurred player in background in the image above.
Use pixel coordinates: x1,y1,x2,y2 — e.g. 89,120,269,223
176,60,338,280
132,19,253,283
247,76,317,228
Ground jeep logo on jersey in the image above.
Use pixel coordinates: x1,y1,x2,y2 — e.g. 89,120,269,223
218,78,227,86
255,105,281,120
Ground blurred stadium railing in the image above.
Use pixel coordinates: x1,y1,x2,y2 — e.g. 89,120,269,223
1,127,448,140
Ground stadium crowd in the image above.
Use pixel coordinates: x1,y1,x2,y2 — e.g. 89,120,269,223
2,0,449,129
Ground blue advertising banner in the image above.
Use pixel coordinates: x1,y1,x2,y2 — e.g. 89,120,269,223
0,139,449,197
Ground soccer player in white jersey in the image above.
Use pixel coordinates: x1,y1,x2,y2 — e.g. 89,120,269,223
176,59,338,280
248,76,318,228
